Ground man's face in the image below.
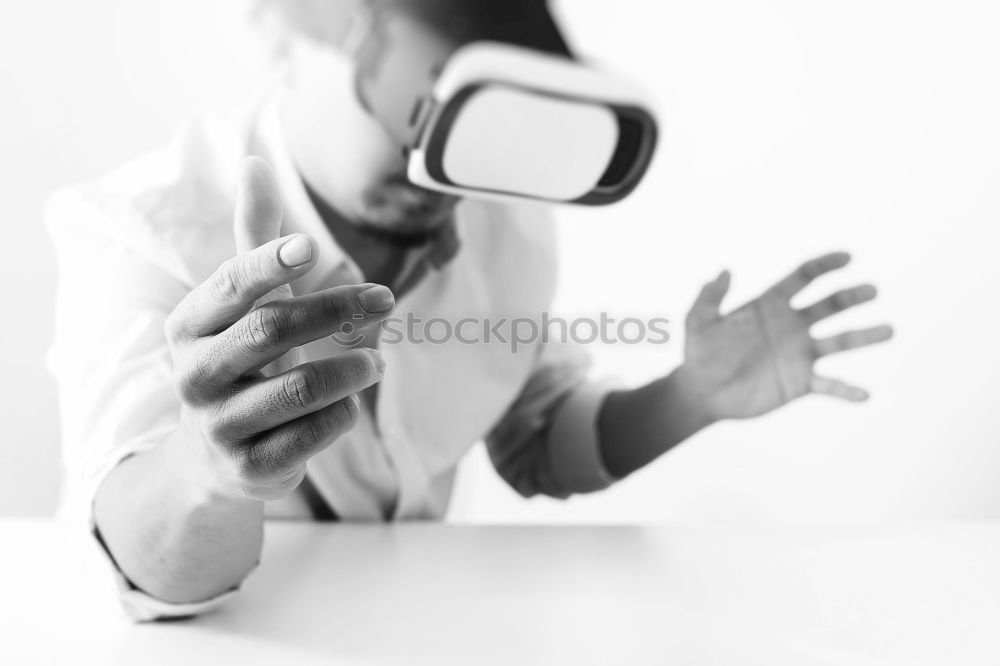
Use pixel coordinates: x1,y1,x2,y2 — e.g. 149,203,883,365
281,32,459,233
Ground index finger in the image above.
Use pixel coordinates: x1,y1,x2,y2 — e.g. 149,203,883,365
768,252,852,300
235,156,283,254
167,233,318,340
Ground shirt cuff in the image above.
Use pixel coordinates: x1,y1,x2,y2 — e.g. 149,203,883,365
545,380,620,494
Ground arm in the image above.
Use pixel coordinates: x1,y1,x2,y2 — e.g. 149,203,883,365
597,366,714,479
597,252,894,478
93,432,265,604
60,159,392,611
486,340,616,498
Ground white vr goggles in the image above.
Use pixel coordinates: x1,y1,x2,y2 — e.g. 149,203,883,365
333,0,658,206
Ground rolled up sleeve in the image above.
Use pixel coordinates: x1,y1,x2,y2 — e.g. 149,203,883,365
47,189,240,621
485,339,621,499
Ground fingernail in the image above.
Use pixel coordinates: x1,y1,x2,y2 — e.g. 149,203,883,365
278,235,312,268
368,348,386,373
358,284,394,313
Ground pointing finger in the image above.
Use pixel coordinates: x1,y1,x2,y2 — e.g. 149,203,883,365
166,233,318,340
235,156,284,254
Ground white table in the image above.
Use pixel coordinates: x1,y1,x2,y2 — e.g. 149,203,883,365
2,520,998,665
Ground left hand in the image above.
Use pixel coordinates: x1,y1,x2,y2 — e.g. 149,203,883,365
681,251,893,420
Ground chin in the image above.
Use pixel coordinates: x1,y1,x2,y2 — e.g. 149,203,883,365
361,179,459,232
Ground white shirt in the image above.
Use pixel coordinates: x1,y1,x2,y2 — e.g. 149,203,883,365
46,97,618,621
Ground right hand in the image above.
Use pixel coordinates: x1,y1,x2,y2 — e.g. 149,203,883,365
163,157,394,502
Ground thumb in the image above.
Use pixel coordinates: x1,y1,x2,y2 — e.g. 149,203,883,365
687,269,732,326
235,156,283,255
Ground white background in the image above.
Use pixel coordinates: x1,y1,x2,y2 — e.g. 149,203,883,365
1,0,997,523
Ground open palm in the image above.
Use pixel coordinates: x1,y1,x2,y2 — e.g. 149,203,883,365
683,252,893,420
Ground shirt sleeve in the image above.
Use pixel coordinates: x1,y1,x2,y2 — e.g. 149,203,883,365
46,189,240,622
484,338,622,499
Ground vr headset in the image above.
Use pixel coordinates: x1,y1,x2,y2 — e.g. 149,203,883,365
330,0,658,206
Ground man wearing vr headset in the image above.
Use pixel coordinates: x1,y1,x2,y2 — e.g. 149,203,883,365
48,0,893,620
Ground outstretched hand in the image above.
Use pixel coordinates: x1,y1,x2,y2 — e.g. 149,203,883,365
163,157,393,501
682,252,893,420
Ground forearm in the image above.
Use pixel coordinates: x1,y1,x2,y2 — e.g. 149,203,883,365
93,428,265,604
597,364,717,478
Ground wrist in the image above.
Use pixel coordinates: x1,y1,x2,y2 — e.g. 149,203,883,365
598,365,718,478
162,424,264,511
656,363,721,431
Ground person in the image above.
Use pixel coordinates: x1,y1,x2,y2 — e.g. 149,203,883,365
47,0,893,621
